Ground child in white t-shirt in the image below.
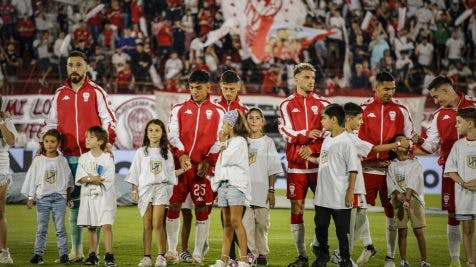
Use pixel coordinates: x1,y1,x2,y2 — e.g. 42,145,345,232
445,108,476,267
210,110,251,267
126,119,189,267
75,126,117,266
21,129,73,264
243,108,283,265
312,104,359,267
387,135,429,267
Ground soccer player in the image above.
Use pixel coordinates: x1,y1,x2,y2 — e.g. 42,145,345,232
165,70,224,265
414,76,476,267
278,63,330,267
358,71,416,267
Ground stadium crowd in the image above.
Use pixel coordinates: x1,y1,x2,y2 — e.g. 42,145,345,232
0,0,475,96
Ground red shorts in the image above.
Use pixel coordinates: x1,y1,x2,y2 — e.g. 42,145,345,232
441,174,456,212
363,173,393,217
286,172,317,200
352,194,359,209
169,167,215,206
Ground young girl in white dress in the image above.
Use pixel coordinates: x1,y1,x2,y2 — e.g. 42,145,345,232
76,126,117,267
126,119,189,267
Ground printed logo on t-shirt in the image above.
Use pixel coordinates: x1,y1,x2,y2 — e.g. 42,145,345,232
44,170,57,184
389,111,396,121
320,150,328,164
150,160,163,175
395,174,405,188
249,151,257,165
466,155,476,169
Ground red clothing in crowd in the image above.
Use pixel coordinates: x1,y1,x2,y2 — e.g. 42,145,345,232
261,70,280,94
86,7,103,26
17,18,35,38
73,27,92,44
100,27,115,48
157,24,173,46
43,78,117,157
108,6,123,30
0,3,15,24
198,10,213,34
116,69,134,92
130,0,142,25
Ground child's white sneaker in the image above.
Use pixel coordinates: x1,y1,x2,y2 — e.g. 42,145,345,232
209,259,227,267
420,261,430,267
0,248,13,264
138,256,152,267
237,261,251,267
155,255,167,267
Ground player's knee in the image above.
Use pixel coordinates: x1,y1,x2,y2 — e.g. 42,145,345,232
167,208,181,219
448,215,460,226
230,217,242,230
195,210,209,221
291,213,304,224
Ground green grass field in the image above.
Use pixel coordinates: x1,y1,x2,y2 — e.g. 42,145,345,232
5,194,475,267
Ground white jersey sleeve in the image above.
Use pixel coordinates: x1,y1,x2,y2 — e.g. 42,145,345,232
168,104,185,152
421,113,440,154
399,106,416,138
94,87,117,133
42,91,60,135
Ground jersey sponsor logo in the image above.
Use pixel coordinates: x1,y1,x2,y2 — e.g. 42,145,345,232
44,169,57,184
320,150,328,164
288,182,296,198
185,109,193,114
467,155,476,169
442,114,451,120
205,109,213,120
62,95,70,100
149,160,163,175
83,92,90,102
311,105,319,115
291,108,300,113
367,112,376,118
389,111,396,121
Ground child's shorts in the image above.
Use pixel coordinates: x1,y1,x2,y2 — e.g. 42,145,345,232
0,174,11,187
392,197,426,229
217,181,246,207
455,214,476,221
150,183,171,206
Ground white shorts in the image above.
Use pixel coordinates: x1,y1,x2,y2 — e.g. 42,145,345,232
181,193,194,209
150,183,172,206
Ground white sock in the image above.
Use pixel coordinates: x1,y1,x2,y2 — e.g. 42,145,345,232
447,224,461,263
193,219,210,258
361,215,373,246
386,217,397,258
166,218,180,254
76,244,83,256
291,223,307,258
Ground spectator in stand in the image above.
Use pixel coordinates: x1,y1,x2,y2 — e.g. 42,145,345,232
351,63,370,89
112,47,131,73
369,30,390,72
117,28,136,57
73,21,93,47
34,5,55,35
86,0,104,42
11,0,32,18
90,45,110,87
394,30,414,60
326,5,346,71
54,31,71,83
181,8,195,52
0,0,16,43
173,21,186,57
164,51,183,82
434,11,451,70
156,19,173,56
415,36,433,69
261,64,282,94
192,57,209,72
1,43,20,94
190,34,206,63
131,42,151,92
130,0,142,26
108,0,124,33
416,1,435,30
16,13,35,62
198,7,213,35
446,30,465,66
98,23,118,53
116,61,135,93
204,46,219,77
34,31,53,87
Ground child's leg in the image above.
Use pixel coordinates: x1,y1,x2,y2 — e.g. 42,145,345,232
229,205,248,262
413,227,427,262
462,220,475,264
88,227,98,254
331,208,351,262
181,208,192,251
398,228,407,261
354,208,367,245
103,224,113,254
314,206,331,260
255,208,271,257
142,204,153,256
349,208,357,254
51,194,68,257
242,206,257,256
34,197,52,256
220,207,233,263
152,205,167,255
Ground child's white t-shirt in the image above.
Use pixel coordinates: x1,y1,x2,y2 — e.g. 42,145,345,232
125,147,177,187
386,158,425,205
314,132,360,209
445,138,476,214
21,155,73,199
348,133,373,195
247,136,283,208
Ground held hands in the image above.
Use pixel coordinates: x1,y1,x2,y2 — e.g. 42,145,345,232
308,129,322,140
179,154,192,171
345,189,354,208
298,146,312,159
88,175,105,185
176,164,192,177
197,160,210,177
26,199,34,209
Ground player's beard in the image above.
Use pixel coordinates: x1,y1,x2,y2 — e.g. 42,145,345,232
69,73,84,84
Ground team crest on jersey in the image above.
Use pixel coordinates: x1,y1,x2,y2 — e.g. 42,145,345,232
395,174,405,188
320,151,328,164
311,105,319,115
288,183,296,197
249,151,257,165
205,109,212,120
83,92,90,102
150,160,163,175
44,170,57,184
467,155,476,169
389,111,396,121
